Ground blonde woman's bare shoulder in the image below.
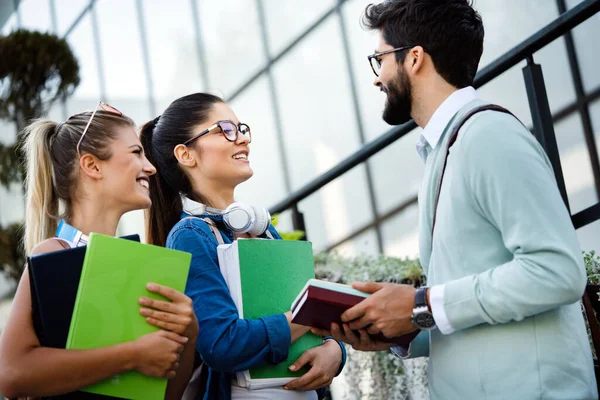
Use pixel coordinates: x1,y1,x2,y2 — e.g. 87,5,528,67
30,238,70,256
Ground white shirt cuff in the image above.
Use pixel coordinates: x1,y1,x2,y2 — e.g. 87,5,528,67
430,284,455,335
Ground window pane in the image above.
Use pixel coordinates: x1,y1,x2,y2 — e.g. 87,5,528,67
142,0,205,113
555,113,597,213
370,128,423,215
577,98,600,254
0,184,25,226
298,166,373,252
95,0,150,122
331,228,379,258
0,118,22,226
64,12,100,114
273,14,361,189
340,1,424,217
19,0,51,32
118,209,146,242
2,13,18,35
230,76,288,208
0,109,25,227
569,9,600,93
477,1,558,68
198,0,264,97
381,202,419,259
0,119,16,147
262,0,336,55
341,0,398,143
54,0,91,36
478,40,575,122
578,220,600,255
270,13,373,250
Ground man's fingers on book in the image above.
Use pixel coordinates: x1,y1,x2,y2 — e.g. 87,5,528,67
346,314,372,331
341,300,368,323
351,281,383,294
341,323,360,343
367,323,381,335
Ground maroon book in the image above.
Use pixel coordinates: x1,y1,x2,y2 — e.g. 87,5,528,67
291,280,420,347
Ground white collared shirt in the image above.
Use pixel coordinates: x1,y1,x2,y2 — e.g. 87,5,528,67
393,87,479,359
416,86,478,161
420,86,478,336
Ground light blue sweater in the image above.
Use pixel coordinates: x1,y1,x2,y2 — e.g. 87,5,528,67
410,99,597,399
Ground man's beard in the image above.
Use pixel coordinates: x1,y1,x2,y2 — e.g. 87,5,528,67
382,70,412,125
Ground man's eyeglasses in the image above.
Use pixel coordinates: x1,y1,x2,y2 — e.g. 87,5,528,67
183,120,252,146
367,46,414,77
77,101,122,158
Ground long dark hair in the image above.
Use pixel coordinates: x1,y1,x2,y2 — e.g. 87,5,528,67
21,110,134,253
140,93,224,246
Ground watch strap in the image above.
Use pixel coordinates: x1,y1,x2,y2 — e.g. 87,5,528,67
415,287,428,308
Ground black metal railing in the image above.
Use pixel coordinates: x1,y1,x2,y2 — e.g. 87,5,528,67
270,0,600,243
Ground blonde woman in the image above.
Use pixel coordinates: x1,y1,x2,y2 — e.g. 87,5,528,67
0,103,198,399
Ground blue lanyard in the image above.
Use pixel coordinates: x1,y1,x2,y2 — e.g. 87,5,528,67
55,220,89,247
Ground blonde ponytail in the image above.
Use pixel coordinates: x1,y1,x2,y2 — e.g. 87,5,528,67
22,120,59,253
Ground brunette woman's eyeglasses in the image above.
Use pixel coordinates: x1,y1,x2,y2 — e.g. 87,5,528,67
183,120,252,146
76,101,122,157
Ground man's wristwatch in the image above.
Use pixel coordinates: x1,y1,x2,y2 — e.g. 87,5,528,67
411,287,436,330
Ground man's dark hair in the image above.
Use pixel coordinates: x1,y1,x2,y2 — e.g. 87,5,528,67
362,0,484,88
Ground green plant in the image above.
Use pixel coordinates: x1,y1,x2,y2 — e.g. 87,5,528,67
271,214,305,241
0,222,25,282
314,252,428,399
584,250,600,286
0,29,80,280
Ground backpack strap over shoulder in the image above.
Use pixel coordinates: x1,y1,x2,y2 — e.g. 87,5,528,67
181,215,225,245
182,215,275,242
432,104,523,239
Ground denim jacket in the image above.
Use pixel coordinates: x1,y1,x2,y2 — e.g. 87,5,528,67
166,212,346,399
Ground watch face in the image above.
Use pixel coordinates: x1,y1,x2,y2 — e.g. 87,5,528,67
414,312,435,329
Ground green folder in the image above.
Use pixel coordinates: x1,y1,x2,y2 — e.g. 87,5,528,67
217,239,322,390
66,233,192,400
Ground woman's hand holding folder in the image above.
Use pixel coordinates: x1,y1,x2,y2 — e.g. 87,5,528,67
138,282,199,340
137,282,199,400
130,330,189,378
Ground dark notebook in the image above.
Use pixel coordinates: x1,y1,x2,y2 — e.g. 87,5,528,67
28,234,140,349
27,234,139,400
291,279,420,347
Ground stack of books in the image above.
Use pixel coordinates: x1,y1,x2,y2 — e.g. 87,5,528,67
28,233,191,400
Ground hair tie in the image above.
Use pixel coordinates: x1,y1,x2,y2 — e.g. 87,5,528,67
55,121,65,134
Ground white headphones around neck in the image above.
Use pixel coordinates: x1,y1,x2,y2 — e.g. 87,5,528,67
183,197,271,236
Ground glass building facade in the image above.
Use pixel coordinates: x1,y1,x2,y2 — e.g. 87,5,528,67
1,0,599,260
0,1,599,398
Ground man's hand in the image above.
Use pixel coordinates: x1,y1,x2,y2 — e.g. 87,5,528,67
341,282,417,338
311,323,394,352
